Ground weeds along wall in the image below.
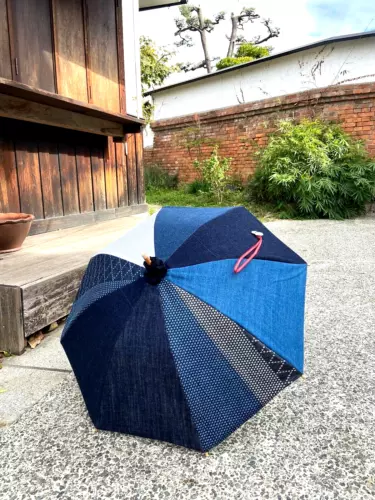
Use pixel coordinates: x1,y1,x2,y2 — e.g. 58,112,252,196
144,82,375,183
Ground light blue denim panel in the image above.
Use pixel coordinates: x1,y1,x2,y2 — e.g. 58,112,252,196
154,206,233,262
159,279,261,452
168,259,307,373
173,284,300,405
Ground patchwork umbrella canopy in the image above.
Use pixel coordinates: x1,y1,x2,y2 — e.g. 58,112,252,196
61,206,307,452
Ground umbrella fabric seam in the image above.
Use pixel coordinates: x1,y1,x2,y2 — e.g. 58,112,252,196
165,256,307,271
164,270,304,372
165,206,306,267
159,279,264,450
62,280,141,343
155,286,203,450
163,207,237,263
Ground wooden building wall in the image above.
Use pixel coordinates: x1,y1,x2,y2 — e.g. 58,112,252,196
0,0,147,232
1,0,125,113
0,118,145,234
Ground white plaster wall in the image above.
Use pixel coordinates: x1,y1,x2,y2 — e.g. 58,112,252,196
123,0,143,118
152,38,375,121
143,124,154,148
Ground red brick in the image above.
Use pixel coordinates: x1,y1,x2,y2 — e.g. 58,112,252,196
146,82,375,182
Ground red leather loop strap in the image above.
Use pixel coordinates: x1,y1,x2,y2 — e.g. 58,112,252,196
233,231,263,274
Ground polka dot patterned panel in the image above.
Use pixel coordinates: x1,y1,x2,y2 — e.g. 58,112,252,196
159,279,262,452
78,254,143,299
173,283,300,405
98,284,201,450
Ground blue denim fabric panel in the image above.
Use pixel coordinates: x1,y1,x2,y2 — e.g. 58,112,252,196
61,279,145,424
78,254,143,298
172,283,300,405
98,284,201,450
168,259,307,372
154,206,233,261
159,280,262,452
166,206,306,268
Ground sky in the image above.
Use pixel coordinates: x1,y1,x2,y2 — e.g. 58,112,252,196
140,0,375,85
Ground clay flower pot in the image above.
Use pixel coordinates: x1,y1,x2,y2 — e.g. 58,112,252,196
0,213,34,254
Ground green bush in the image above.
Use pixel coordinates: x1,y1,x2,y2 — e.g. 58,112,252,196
216,56,254,70
185,179,210,194
247,119,375,219
226,173,244,192
145,165,178,191
216,43,271,70
236,43,271,59
194,146,232,203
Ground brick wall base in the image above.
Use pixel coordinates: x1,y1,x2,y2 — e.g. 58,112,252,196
145,82,375,183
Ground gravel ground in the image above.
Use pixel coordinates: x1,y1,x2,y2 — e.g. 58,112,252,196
1,217,375,500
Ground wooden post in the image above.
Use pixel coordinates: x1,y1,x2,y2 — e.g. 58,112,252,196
0,285,25,355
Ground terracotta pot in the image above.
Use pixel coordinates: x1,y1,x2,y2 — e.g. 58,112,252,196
0,213,34,254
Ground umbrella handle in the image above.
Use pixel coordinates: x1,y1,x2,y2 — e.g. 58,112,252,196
233,231,263,274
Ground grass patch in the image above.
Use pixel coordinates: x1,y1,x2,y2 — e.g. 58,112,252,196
146,188,281,221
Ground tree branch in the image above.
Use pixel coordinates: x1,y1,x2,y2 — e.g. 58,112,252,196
236,8,260,29
227,8,260,57
252,18,280,45
178,58,219,72
205,12,225,33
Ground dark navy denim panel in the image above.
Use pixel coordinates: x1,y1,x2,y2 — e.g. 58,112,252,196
77,254,143,299
98,283,202,450
154,206,232,261
166,206,306,268
61,279,145,424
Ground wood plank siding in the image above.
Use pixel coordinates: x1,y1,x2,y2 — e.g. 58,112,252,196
0,0,138,139
9,0,56,92
0,0,145,232
0,118,145,231
52,0,88,102
84,0,120,113
2,0,126,113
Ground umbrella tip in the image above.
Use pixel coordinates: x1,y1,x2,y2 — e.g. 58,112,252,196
142,254,152,266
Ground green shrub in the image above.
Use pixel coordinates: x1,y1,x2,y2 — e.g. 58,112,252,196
145,165,178,191
216,56,254,70
226,173,244,192
185,179,210,194
236,43,271,59
247,119,375,219
216,43,271,70
194,146,232,203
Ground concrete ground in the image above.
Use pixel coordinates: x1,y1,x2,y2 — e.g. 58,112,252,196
1,217,374,500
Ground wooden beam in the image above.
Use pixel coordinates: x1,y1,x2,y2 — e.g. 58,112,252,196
0,92,125,138
23,266,85,336
0,77,144,128
0,285,25,355
29,204,148,235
